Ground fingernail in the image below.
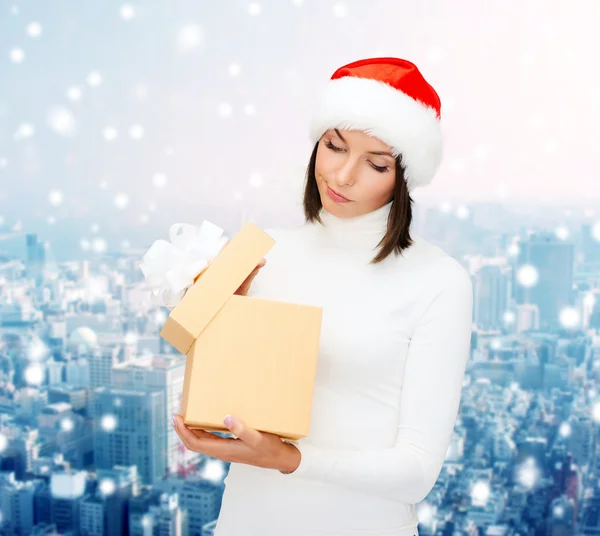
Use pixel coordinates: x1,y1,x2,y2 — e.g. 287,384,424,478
223,414,236,428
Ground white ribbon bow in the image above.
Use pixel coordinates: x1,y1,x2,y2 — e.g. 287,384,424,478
139,220,229,309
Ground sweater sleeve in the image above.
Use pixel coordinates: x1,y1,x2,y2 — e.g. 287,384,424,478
282,256,474,505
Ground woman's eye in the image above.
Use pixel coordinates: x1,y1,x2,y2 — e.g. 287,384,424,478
325,140,388,173
370,163,389,173
325,141,344,152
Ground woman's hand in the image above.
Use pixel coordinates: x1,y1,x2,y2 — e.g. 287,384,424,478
173,413,300,473
220,239,266,297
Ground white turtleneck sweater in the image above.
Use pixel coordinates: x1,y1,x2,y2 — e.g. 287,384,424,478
214,200,474,536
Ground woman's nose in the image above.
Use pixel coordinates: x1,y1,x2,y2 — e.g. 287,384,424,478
333,175,354,188
332,163,355,187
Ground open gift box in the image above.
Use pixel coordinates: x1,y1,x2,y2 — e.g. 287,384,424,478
160,222,323,440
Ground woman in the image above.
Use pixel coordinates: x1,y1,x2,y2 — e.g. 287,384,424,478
173,57,474,535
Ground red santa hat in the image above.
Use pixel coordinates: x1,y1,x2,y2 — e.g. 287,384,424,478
309,57,443,192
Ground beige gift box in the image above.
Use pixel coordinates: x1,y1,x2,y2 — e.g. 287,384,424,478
160,222,323,440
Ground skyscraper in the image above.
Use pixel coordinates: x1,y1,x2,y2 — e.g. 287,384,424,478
514,232,575,330
25,233,45,282
93,387,167,485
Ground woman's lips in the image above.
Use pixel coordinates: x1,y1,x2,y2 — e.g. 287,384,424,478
326,184,353,203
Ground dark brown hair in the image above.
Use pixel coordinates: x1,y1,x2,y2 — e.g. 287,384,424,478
302,137,414,264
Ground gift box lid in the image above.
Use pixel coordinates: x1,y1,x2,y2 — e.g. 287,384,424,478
160,221,275,354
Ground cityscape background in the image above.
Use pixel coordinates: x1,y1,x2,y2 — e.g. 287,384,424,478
2,0,600,535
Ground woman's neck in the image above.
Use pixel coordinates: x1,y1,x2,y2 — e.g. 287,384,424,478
313,200,393,253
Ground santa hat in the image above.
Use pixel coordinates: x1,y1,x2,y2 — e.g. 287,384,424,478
309,57,443,192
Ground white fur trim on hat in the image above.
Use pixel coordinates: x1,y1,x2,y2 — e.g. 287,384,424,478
308,76,443,192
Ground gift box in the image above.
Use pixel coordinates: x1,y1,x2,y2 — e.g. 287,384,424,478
159,221,323,440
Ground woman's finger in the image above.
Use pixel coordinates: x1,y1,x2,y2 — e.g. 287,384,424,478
189,428,222,441
174,414,241,461
223,415,263,450
173,414,201,446
236,258,266,296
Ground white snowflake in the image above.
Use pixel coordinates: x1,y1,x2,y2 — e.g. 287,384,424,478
559,307,579,329
177,24,204,52
66,87,82,101
61,418,74,432
92,238,107,253
249,173,263,188
100,414,118,432
471,480,491,506
9,48,25,63
47,107,77,136
48,190,64,206
516,264,539,288
456,205,470,219
14,123,35,140
25,364,44,385
120,4,135,20
87,71,102,87
228,63,241,76
555,226,569,240
332,2,347,17
248,2,262,16
99,478,116,495
217,103,233,117
102,126,118,141
152,172,167,187
26,21,42,37
129,124,144,139
114,193,129,209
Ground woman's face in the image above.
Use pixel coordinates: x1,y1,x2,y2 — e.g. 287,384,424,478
314,128,397,218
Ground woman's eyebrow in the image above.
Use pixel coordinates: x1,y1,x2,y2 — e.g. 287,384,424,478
367,150,394,157
333,128,394,158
